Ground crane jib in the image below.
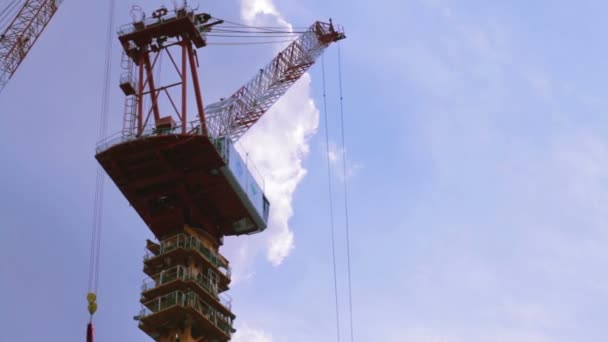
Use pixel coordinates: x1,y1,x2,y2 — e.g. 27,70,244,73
204,20,345,141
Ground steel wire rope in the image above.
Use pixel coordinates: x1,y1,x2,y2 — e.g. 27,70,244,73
210,28,306,34
0,0,22,33
0,0,20,21
0,0,18,23
322,54,342,342
87,0,115,310
337,43,355,342
207,39,297,46
220,24,309,30
213,17,303,34
0,0,15,15
206,33,301,38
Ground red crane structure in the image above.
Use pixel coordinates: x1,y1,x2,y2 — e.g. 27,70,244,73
0,0,62,93
95,4,344,341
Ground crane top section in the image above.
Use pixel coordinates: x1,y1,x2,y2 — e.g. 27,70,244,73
118,5,222,62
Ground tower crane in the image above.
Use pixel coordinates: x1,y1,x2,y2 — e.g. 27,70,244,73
0,0,62,93
95,4,345,341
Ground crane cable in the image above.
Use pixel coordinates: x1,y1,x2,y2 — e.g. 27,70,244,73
208,39,296,46
321,54,342,342
86,0,115,341
0,0,22,32
204,17,305,46
337,43,355,342
212,17,307,33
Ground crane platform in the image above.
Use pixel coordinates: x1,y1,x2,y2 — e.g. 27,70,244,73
95,131,269,240
138,290,234,340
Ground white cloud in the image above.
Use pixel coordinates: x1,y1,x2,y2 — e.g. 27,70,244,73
326,141,362,182
232,325,273,342
237,76,318,266
328,142,340,163
224,0,320,270
241,0,291,29
348,1,608,340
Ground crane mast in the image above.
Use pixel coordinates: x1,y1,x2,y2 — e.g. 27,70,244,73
0,0,62,93
206,21,345,141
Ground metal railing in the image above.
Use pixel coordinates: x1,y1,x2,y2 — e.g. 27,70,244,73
139,291,234,336
95,121,200,153
118,11,183,36
95,119,267,193
141,265,188,292
144,234,231,278
141,265,232,310
117,6,212,38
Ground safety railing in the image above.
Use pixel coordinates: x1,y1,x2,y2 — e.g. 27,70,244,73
117,6,214,38
141,266,232,310
143,234,231,278
118,11,184,36
96,119,266,195
95,122,200,153
139,291,235,336
219,293,233,311
141,265,188,292
192,272,217,296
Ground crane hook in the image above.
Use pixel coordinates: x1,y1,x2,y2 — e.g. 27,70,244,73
86,293,97,342
87,292,98,316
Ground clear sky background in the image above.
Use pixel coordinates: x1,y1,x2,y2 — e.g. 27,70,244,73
2,0,608,341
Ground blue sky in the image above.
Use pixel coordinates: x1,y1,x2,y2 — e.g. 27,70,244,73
2,0,608,341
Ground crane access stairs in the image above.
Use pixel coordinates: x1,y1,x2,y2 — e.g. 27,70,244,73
95,127,270,240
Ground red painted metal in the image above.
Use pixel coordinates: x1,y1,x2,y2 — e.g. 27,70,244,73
86,322,94,342
144,52,161,124
0,0,62,92
137,54,145,134
181,41,187,134
96,134,259,238
187,42,208,135
117,10,219,135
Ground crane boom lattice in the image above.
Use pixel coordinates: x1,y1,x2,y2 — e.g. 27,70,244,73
205,21,345,141
0,0,62,92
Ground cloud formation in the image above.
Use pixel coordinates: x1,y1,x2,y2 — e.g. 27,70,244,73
326,141,362,182
232,325,273,342
224,0,320,272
